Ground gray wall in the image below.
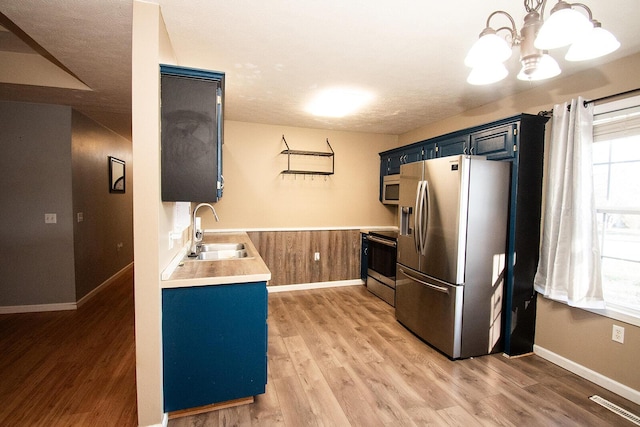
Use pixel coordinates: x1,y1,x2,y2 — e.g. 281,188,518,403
0,102,76,305
0,101,133,308
72,111,133,301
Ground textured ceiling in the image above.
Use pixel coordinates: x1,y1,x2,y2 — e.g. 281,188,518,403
1,0,640,140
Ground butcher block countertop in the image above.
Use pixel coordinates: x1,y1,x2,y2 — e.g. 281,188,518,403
162,232,271,288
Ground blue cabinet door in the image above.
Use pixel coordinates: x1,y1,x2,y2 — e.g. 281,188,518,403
436,135,468,157
402,145,424,164
386,153,402,175
423,142,437,159
162,282,267,412
382,145,425,176
160,65,225,202
470,123,516,159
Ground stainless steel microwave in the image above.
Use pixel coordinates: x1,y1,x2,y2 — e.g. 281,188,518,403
382,174,400,205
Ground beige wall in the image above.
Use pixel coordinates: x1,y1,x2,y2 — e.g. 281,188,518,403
132,2,169,425
536,298,640,391
201,121,398,230
396,52,640,397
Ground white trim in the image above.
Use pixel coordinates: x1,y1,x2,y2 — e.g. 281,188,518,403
583,305,640,328
0,263,134,314
534,345,640,405
593,94,640,115
77,262,134,307
204,226,397,233
267,279,364,293
139,413,167,427
0,302,77,314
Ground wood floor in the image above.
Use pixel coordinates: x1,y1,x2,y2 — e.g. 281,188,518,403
172,286,640,427
0,267,137,426
2,272,639,426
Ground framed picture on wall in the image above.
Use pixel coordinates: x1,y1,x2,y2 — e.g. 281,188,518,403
109,156,125,193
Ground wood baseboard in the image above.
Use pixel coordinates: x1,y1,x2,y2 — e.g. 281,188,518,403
168,396,254,419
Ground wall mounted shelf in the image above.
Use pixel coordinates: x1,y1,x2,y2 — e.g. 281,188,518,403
280,134,334,175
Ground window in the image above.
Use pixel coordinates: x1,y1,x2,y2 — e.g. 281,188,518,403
592,96,640,322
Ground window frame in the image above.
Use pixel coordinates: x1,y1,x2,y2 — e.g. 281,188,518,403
587,94,640,327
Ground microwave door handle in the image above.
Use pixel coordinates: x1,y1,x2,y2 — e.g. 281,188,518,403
398,267,450,294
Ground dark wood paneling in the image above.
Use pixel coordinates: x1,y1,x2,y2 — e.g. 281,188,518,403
247,230,361,286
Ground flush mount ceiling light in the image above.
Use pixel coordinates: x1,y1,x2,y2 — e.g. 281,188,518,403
306,88,374,118
464,0,620,85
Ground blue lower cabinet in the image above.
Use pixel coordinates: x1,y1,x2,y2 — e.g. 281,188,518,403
162,282,268,412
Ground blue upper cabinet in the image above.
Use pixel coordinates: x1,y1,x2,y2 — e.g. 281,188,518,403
160,65,225,202
423,141,437,159
379,115,526,179
436,135,469,158
383,144,425,175
470,123,516,160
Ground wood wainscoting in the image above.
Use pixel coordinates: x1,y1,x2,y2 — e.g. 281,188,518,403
247,230,361,287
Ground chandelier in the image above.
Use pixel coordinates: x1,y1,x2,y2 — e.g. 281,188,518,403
464,0,620,85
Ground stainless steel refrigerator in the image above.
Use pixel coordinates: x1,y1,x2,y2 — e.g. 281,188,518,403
396,155,510,359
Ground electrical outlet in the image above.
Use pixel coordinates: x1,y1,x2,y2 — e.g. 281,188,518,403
612,325,625,344
44,213,57,224
77,212,84,222
314,252,320,261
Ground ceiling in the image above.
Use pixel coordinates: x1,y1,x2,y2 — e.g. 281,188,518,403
1,0,640,141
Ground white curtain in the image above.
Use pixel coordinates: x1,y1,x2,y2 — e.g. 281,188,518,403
534,97,605,309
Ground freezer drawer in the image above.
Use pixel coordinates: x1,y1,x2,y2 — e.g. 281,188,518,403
395,265,463,359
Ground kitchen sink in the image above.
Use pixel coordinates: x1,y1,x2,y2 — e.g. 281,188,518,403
183,242,252,261
197,249,250,260
199,243,245,252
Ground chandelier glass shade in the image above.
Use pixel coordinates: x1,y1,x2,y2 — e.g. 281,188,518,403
465,0,620,85
467,63,509,85
464,30,513,68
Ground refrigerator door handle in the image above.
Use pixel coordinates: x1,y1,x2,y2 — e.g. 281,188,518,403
398,267,450,294
420,180,430,255
414,180,423,254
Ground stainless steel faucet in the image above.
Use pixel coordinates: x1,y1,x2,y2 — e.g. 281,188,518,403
191,203,219,254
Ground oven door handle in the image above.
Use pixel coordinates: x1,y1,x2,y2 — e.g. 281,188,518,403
398,267,449,294
367,235,397,248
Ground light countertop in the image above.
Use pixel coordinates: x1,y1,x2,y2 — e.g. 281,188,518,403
162,232,271,289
